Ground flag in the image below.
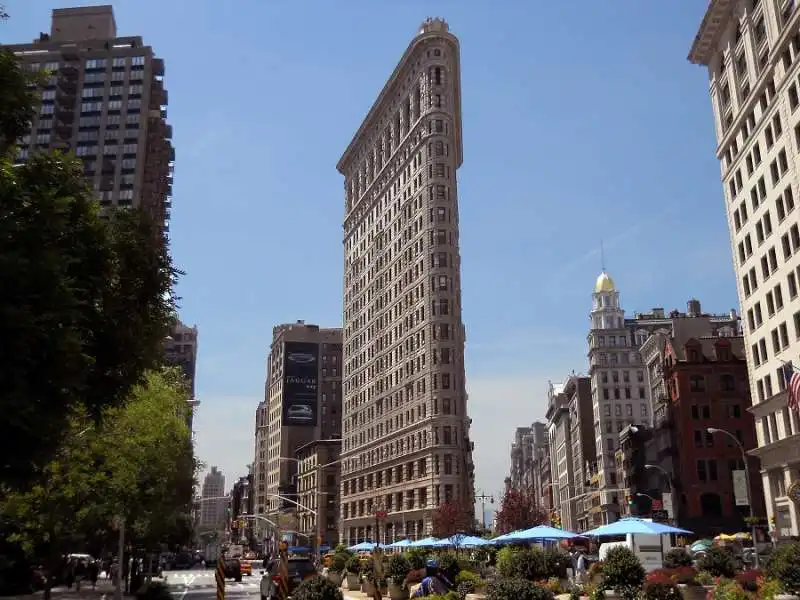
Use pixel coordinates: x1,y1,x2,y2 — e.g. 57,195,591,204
782,362,800,412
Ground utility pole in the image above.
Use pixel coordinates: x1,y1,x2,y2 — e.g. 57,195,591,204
475,491,494,530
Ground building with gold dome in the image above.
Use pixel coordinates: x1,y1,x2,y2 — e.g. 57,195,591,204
581,272,741,526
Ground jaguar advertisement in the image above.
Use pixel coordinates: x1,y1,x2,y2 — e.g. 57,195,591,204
282,341,318,427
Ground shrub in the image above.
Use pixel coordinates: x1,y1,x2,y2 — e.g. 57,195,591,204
765,541,800,595
136,582,173,600
406,548,429,570
641,577,682,600
649,566,698,585
663,548,693,569
706,579,750,600
386,554,411,582
601,546,646,591
344,555,361,575
697,546,737,579
734,569,760,592
437,552,460,580
496,547,546,580
542,548,571,579
496,546,517,577
329,552,347,574
758,576,783,600
292,575,344,600
485,578,555,600
454,570,482,593
588,561,603,578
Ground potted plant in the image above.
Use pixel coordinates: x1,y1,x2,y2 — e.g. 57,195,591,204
344,556,361,591
696,546,737,579
327,552,347,587
642,571,682,600
597,546,645,600
386,554,412,600
292,575,345,600
361,561,375,596
485,578,555,600
765,541,800,599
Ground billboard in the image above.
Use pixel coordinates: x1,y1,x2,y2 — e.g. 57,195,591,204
282,341,318,427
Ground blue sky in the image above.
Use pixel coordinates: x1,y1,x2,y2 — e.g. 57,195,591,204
6,1,732,506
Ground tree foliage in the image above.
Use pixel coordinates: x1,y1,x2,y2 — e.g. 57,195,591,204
0,154,177,489
0,49,38,155
0,369,197,568
494,487,547,534
431,501,473,539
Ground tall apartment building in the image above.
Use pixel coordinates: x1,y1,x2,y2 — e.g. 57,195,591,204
529,421,550,507
199,466,226,532
689,0,800,539
296,438,342,550
546,382,575,530
508,427,534,491
252,321,342,542
337,18,475,544
7,5,173,236
588,275,740,524
565,376,596,531
164,320,199,429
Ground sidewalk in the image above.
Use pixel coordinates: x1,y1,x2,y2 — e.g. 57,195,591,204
7,578,164,600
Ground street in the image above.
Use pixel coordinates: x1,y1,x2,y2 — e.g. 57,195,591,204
162,571,261,599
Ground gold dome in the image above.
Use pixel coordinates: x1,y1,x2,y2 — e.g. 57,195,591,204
595,271,616,293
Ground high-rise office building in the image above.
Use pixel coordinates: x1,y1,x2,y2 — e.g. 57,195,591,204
164,320,199,429
252,321,342,541
337,18,475,545
688,0,800,538
7,5,173,236
199,466,226,532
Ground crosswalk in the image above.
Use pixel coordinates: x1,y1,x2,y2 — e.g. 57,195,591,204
164,570,261,592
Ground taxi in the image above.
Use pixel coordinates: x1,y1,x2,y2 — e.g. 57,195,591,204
239,560,253,576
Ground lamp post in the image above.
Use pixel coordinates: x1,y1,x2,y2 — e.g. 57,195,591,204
707,427,759,567
644,464,677,524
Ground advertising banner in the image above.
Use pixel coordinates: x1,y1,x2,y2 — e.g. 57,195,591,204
732,470,749,506
282,341,318,427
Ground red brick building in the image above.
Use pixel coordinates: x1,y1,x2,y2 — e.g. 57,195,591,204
663,335,765,536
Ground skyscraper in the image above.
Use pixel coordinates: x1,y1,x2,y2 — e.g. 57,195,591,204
252,321,342,541
688,0,800,538
7,5,173,237
337,18,475,544
164,320,199,429
199,466,226,532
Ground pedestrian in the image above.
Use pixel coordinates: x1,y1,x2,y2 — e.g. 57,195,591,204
74,560,87,592
575,550,587,585
65,560,75,590
88,561,99,590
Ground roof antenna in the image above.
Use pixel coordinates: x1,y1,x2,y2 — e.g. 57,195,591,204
600,239,606,273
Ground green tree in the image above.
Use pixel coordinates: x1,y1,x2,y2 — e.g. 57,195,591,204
0,369,197,590
0,150,178,489
0,49,38,155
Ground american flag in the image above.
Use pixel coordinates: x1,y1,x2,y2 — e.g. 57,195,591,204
782,362,800,412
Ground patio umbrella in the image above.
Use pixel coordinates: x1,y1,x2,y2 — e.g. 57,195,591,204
389,539,414,548
410,537,440,547
582,518,692,538
511,525,580,541
428,534,489,548
348,542,378,551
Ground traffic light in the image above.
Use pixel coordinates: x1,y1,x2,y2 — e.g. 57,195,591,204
626,495,635,507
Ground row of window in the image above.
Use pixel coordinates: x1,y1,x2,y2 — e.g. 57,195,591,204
600,402,649,418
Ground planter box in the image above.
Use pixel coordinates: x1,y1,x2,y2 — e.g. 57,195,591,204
677,584,711,600
388,580,409,600
346,573,361,590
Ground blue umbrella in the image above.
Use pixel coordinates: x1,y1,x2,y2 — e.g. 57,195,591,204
410,537,440,547
455,535,491,547
388,539,413,548
511,525,579,541
348,542,378,551
582,518,692,537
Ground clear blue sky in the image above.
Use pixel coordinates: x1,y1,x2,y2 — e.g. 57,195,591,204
5,1,731,507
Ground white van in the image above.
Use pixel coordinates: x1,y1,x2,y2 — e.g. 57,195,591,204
599,532,672,572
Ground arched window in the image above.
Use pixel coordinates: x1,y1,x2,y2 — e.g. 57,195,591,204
700,493,723,516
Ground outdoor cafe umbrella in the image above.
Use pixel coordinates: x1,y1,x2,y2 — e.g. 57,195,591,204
430,534,490,548
348,542,378,551
410,537,440,547
492,524,579,544
582,517,693,564
388,539,414,549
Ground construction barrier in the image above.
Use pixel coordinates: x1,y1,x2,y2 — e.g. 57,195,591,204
215,556,225,600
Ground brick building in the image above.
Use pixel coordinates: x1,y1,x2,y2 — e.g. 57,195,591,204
653,334,764,536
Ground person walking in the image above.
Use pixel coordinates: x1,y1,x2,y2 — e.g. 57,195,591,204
575,550,587,585
74,560,87,592
88,561,99,590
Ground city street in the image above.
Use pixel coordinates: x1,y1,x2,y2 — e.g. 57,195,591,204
162,571,261,599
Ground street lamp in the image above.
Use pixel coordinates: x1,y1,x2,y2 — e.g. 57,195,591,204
644,464,677,523
636,492,655,501
707,427,759,567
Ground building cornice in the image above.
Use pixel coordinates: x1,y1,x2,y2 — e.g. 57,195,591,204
337,26,461,175
688,0,735,65
748,431,800,465
747,388,788,418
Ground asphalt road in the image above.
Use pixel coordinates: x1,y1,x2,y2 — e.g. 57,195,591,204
162,570,261,599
